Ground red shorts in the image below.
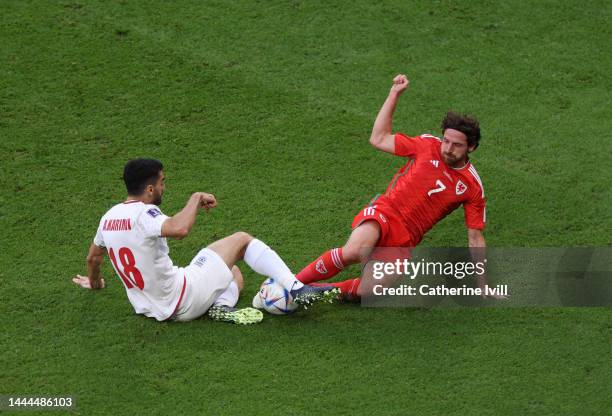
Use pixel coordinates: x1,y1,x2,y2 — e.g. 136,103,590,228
351,201,415,262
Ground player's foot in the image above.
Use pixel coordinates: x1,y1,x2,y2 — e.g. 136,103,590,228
290,284,341,309
207,305,263,325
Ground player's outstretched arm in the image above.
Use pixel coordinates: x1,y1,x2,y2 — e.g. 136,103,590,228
468,229,507,300
369,74,409,154
73,243,106,290
161,192,217,240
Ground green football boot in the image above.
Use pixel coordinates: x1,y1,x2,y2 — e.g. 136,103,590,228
207,305,264,325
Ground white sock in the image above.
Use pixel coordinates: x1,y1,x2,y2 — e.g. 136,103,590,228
213,281,239,308
244,239,304,291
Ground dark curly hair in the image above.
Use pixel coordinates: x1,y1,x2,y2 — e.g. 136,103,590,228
441,112,481,149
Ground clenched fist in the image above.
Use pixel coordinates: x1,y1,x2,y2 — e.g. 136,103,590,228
390,74,409,95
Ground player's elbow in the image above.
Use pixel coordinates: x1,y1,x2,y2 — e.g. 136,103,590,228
87,253,102,266
369,133,383,147
173,227,190,240
469,238,484,248
162,218,190,240
370,133,393,152
468,229,485,247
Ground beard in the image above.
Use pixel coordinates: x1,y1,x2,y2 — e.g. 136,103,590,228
443,153,456,164
152,191,163,206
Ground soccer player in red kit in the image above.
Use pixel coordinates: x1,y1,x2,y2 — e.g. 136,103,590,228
296,74,504,299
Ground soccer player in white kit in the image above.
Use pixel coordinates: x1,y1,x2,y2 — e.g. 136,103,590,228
73,159,338,324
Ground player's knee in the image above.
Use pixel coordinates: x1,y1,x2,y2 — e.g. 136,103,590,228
232,231,253,246
343,240,378,264
341,245,362,264
343,222,380,264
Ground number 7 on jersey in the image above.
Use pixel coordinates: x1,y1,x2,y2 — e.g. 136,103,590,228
427,179,446,197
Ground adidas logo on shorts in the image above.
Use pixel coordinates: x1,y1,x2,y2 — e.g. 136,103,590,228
194,255,207,268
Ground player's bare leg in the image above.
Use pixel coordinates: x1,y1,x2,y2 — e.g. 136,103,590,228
206,232,254,269
342,221,381,264
230,265,244,291
296,220,381,284
211,265,244,308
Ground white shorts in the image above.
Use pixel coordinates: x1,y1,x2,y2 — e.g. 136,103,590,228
174,248,234,322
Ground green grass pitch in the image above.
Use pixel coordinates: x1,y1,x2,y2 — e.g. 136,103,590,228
1,1,610,415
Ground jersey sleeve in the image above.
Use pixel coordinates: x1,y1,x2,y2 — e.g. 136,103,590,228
394,133,439,158
93,225,105,248
139,205,169,239
463,190,486,230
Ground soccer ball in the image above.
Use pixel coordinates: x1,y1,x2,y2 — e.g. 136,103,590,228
252,278,298,315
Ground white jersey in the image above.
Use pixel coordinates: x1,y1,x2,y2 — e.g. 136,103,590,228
93,201,186,321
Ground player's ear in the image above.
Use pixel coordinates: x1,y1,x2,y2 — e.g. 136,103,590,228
468,144,476,153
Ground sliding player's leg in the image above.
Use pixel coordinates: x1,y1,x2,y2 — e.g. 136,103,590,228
296,220,381,284
326,261,386,301
313,277,362,301
318,239,413,301
314,260,396,301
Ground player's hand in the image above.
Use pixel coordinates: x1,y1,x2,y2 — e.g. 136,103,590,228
196,192,217,211
390,74,409,95
72,274,105,290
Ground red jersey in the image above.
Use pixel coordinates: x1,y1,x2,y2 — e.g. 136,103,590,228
374,133,486,245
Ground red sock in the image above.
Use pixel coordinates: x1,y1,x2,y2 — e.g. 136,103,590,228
331,278,361,299
296,248,345,284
